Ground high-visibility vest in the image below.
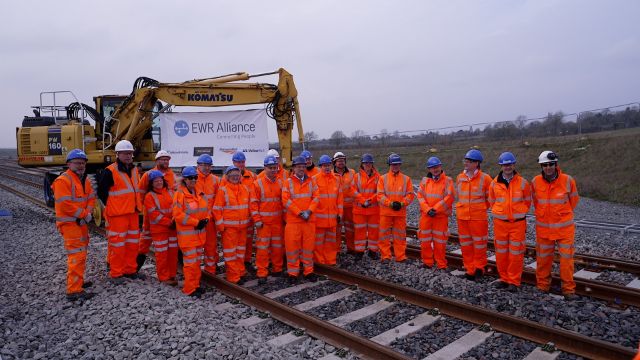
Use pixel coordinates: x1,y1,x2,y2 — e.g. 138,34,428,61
172,185,208,246
334,168,356,208
53,170,96,227
195,169,220,210
258,167,289,182
377,171,415,217
213,182,252,228
313,172,343,228
251,176,284,225
144,188,174,233
139,167,176,194
352,168,380,216
532,168,579,238
455,170,492,221
305,166,320,178
282,174,320,223
489,173,532,222
105,163,142,217
417,172,455,217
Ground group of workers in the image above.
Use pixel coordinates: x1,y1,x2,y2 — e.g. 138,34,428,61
53,140,579,302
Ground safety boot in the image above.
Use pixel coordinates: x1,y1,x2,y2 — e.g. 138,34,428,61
474,268,483,281
136,254,147,272
258,277,268,285
494,281,509,289
245,262,256,275
464,273,475,281
353,252,364,261
124,272,146,280
82,281,93,289
304,273,319,282
270,271,283,278
66,291,95,302
563,293,579,301
287,275,299,285
508,284,519,293
367,251,380,260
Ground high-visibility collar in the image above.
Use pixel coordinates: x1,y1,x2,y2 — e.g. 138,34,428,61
463,168,478,179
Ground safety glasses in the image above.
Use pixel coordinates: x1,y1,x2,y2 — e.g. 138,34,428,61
185,176,198,180
541,163,556,168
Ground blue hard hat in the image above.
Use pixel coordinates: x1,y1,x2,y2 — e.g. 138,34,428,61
318,155,332,165
498,152,516,165
147,170,164,182
292,156,307,166
182,166,197,177
264,155,278,166
361,153,374,163
388,153,402,165
464,149,483,162
232,151,246,162
197,154,213,165
426,156,442,168
66,149,88,162
300,150,312,160
225,165,240,175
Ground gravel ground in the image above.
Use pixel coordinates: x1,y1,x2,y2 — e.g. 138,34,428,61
344,303,425,338
391,317,474,358
276,281,347,306
459,333,538,360
306,291,381,320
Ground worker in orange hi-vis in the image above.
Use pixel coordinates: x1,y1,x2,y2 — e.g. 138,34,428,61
137,150,176,272
97,140,144,283
301,150,320,178
352,154,381,260
282,156,321,284
532,150,580,301
143,170,178,286
213,165,253,284
376,153,415,262
417,156,455,270
53,149,96,302
194,154,221,275
251,155,286,284
455,149,493,281
313,155,344,265
258,149,289,181
333,151,356,255
173,166,209,297
231,151,257,274
488,152,532,292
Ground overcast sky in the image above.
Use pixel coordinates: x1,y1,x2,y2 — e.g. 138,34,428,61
2,0,639,148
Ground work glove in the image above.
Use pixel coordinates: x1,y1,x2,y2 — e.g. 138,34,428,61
195,218,208,230
298,210,311,221
84,213,92,223
428,209,436,217
391,201,402,211
169,220,176,230
363,200,371,208
76,218,87,226
255,221,264,229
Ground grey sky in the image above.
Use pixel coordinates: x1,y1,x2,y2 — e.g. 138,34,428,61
2,0,639,148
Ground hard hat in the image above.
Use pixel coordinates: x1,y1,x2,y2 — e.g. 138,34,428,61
300,150,312,160
292,156,307,166
333,152,346,161
267,149,280,158
115,140,134,152
426,156,442,168
232,151,246,162
263,155,278,166
197,154,213,165
66,149,88,162
155,150,171,160
181,166,197,177
225,165,240,175
464,149,483,162
147,170,164,182
388,153,402,165
538,150,558,164
361,154,374,163
498,152,517,165
318,155,332,165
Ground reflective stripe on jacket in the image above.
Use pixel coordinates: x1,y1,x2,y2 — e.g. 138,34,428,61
282,174,320,223
488,173,532,221
213,182,252,228
313,172,343,228
144,188,174,233
139,167,176,195
195,170,220,210
172,185,208,246
105,162,142,217
53,170,96,226
455,169,492,221
377,171,415,217
251,176,284,224
335,168,356,208
417,172,454,217
352,168,380,215
532,168,579,237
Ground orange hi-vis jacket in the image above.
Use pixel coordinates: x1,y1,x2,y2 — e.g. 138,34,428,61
335,168,356,208
258,167,289,182
105,163,142,217
377,171,415,217
195,169,221,210
417,172,455,218
282,174,320,223
313,172,344,228
53,170,96,227
173,185,208,247
144,188,174,233
251,176,284,225
531,168,579,238
241,170,257,187
213,182,252,229
139,167,176,193
455,169,492,221
489,173,532,222
352,168,380,216
306,165,320,178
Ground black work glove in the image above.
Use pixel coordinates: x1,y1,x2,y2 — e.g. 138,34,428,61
169,220,176,230
298,210,311,221
196,218,208,230
76,218,87,226
428,209,436,217
391,201,402,211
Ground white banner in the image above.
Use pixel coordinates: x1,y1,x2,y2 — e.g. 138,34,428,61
159,110,269,167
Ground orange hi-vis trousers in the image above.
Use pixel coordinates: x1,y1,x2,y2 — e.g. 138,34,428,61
180,245,204,295
493,219,526,286
255,222,284,277
314,226,338,265
285,222,315,276
106,213,140,278
418,216,449,269
60,223,90,294
222,227,248,283
203,221,219,274
457,219,488,275
353,214,379,253
379,216,407,261
151,230,178,281
536,231,576,294
341,207,355,251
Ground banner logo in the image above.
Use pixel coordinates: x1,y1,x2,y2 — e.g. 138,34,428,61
174,120,189,137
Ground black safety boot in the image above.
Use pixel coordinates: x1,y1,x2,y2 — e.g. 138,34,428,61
82,281,93,289
288,275,299,285
66,291,95,302
136,254,147,272
367,251,380,260
495,281,509,289
474,268,483,281
353,252,364,261
304,273,319,282
258,277,267,285
464,273,475,281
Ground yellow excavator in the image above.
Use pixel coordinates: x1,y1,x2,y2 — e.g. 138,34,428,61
16,68,304,216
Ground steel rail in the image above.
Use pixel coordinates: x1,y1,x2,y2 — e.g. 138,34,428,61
0,172,43,189
316,264,636,360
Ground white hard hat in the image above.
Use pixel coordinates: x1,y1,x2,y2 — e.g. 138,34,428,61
115,140,134,152
538,150,558,164
155,150,171,160
333,151,346,161
267,149,280,158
